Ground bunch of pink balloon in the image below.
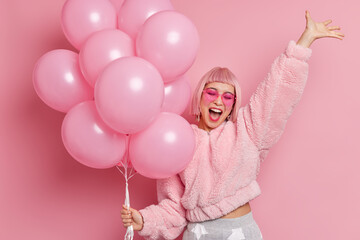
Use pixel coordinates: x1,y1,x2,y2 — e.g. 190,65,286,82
32,0,199,179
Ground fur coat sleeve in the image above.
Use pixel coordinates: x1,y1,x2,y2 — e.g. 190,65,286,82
241,40,312,160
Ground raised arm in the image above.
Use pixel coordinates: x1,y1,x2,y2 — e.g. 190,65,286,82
241,10,344,159
241,40,311,156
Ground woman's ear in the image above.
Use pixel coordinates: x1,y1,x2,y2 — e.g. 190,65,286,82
226,109,232,121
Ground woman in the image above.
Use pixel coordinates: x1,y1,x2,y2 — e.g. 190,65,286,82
121,10,344,240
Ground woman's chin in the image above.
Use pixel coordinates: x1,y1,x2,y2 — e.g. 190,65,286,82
205,117,225,129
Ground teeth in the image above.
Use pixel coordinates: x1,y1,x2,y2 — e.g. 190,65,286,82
210,108,222,113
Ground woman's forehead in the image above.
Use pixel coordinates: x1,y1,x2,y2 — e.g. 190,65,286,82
204,82,235,93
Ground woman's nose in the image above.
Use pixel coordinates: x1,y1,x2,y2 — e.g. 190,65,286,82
214,95,223,105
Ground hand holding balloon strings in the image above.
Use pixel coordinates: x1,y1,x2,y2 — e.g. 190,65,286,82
121,205,144,231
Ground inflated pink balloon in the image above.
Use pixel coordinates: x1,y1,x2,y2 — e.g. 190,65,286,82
136,10,199,80
117,0,174,39
129,112,195,179
79,29,135,87
61,0,117,50
162,75,191,114
95,57,164,134
62,101,126,169
33,50,93,113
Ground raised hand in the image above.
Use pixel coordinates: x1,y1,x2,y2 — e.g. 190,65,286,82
297,10,345,48
121,205,144,231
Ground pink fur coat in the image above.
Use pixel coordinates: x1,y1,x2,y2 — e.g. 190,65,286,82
138,40,312,240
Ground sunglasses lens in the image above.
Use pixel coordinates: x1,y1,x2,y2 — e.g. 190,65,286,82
203,89,235,106
204,89,218,102
222,93,235,106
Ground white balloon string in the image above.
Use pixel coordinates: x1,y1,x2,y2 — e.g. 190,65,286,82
124,179,133,240
117,165,125,175
129,166,134,178
116,134,135,240
128,173,136,181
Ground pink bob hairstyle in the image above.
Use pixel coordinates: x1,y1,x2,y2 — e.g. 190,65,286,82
190,67,241,123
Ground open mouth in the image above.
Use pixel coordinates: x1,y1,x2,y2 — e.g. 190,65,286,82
209,108,222,121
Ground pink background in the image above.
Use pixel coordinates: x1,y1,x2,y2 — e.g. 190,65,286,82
1,0,359,239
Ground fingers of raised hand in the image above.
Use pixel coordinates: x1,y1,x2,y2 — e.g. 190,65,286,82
327,25,341,31
326,25,345,39
316,21,344,40
304,12,345,41
331,31,345,40
323,19,332,25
